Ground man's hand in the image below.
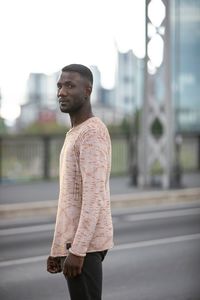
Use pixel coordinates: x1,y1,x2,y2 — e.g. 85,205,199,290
63,252,84,278
47,256,62,274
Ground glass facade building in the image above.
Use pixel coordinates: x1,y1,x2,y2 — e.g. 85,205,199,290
172,0,200,132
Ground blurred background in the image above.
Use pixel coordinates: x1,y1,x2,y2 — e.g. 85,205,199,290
0,0,199,188
0,1,200,300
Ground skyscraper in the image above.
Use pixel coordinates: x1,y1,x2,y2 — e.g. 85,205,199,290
115,50,143,116
172,0,200,132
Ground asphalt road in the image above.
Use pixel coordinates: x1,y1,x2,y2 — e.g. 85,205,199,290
0,202,200,300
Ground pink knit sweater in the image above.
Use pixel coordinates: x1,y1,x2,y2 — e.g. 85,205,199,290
50,117,114,257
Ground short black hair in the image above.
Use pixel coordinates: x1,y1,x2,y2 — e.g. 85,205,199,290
62,64,93,85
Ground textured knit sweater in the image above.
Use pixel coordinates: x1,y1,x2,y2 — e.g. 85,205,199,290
50,117,114,257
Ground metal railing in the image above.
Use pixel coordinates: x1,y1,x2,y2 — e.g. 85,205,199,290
0,133,129,183
0,133,199,183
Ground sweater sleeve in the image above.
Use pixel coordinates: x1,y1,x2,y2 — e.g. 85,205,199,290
70,128,110,256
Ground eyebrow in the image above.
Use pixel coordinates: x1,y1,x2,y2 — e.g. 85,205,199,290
57,80,74,86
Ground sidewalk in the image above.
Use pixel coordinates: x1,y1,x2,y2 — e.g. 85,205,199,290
0,173,200,219
0,176,143,205
0,173,200,205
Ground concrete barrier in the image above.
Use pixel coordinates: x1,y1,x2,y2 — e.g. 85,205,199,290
0,188,200,219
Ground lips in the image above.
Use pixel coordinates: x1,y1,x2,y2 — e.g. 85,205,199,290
59,98,71,108
59,97,69,104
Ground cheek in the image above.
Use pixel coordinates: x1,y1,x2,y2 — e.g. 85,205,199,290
74,92,84,102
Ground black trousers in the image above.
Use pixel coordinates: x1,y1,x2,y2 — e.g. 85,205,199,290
62,251,107,300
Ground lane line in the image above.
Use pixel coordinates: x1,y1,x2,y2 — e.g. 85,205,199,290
124,208,200,222
0,255,47,267
1,208,200,236
1,233,200,268
0,224,54,236
112,233,200,251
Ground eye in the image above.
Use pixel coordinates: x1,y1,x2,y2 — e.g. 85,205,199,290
65,83,73,89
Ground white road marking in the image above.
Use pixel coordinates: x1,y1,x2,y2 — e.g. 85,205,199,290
1,207,200,236
0,224,54,236
123,208,200,222
112,233,200,251
0,255,47,267
0,233,200,268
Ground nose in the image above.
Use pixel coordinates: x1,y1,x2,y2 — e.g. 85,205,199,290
57,86,67,97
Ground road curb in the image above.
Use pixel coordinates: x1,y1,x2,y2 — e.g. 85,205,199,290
0,188,200,219
111,187,200,208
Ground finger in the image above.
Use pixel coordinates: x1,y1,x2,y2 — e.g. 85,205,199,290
68,266,74,278
73,266,82,278
63,265,67,276
47,267,57,273
77,268,82,275
63,264,70,277
68,265,76,278
71,267,78,278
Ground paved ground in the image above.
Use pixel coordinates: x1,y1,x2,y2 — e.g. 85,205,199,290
1,203,200,300
0,172,200,205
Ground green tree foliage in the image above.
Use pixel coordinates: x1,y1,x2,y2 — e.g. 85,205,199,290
151,118,163,137
22,120,68,135
0,117,8,134
107,109,141,136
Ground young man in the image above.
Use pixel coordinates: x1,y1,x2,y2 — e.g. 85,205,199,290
47,64,114,300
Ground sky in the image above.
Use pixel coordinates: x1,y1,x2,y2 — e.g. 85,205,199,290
0,0,145,122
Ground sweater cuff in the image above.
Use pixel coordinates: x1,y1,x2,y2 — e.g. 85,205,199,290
69,247,86,257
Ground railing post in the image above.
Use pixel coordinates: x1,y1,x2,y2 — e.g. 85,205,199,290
0,137,2,183
198,135,200,171
43,135,50,180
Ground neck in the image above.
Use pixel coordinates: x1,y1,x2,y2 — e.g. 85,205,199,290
69,104,94,127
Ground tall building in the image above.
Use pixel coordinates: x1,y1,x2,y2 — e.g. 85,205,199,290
115,50,143,117
90,65,101,104
27,72,58,109
0,88,2,112
19,72,58,128
172,0,200,132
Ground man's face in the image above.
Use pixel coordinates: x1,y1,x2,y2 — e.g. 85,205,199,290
57,71,90,113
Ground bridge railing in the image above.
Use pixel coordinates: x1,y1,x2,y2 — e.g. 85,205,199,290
0,133,199,183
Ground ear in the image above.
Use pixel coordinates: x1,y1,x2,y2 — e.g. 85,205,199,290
85,85,92,98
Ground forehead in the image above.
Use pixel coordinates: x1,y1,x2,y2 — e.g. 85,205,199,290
58,71,82,83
